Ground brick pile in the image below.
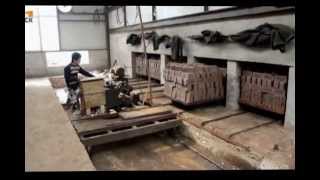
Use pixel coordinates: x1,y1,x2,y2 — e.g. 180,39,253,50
239,71,287,114
164,63,225,105
135,55,161,80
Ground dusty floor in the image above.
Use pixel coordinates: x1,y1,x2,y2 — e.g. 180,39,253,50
90,133,220,170
25,78,95,171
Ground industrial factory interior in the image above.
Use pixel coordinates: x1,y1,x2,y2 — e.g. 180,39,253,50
25,5,295,171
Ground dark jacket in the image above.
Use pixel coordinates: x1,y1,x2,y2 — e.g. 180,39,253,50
64,63,94,90
230,23,295,52
126,34,141,45
144,31,171,50
166,36,183,60
189,30,228,44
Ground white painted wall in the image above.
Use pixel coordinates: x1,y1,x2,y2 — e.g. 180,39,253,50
25,52,47,77
109,13,295,78
59,21,106,50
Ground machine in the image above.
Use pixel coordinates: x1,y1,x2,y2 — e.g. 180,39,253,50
102,64,139,111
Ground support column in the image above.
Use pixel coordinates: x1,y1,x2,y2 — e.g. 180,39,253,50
285,66,295,131
226,61,241,110
187,55,196,64
104,6,111,69
160,54,166,84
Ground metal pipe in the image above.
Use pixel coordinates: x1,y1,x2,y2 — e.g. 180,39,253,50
104,6,111,69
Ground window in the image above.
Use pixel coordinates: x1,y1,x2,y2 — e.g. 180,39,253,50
156,6,204,20
208,6,234,11
126,6,152,25
25,5,60,51
46,51,89,67
25,6,41,51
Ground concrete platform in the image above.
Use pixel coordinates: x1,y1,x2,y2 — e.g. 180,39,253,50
25,78,95,171
178,105,295,169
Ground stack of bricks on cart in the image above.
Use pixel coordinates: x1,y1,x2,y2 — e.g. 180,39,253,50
239,70,287,115
164,62,225,105
135,55,161,80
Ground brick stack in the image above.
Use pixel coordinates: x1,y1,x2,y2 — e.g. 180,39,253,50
149,58,161,80
135,55,161,80
239,71,287,114
135,55,147,76
164,63,225,105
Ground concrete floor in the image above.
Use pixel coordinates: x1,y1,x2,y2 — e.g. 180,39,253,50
90,133,220,170
25,78,95,171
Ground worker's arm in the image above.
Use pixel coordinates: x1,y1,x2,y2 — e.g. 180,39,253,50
79,67,94,77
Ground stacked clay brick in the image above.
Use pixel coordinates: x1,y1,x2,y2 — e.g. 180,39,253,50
239,71,287,114
149,58,161,80
164,63,225,105
135,55,161,80
135,55,147,76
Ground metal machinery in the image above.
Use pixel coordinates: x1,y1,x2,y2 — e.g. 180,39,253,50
103,65,139,111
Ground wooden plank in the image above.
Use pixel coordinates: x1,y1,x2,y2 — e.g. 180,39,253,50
130,80,161,86
139,92,165,100
121,105,150,112
119,106,172,120
80,119,181,146
75,113,177,136
72,118,124,135
131,86,164,95
131,83,161,89
80,76,104,82
129,80,149,85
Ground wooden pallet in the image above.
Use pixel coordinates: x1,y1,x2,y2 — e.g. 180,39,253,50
72,104,180,147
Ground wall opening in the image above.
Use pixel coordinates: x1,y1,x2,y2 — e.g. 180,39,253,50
239,62,289,123
132,52,161,82
194,57,228,106
46,50,90,67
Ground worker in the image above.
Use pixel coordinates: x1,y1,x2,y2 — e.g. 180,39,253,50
64,52,94,111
